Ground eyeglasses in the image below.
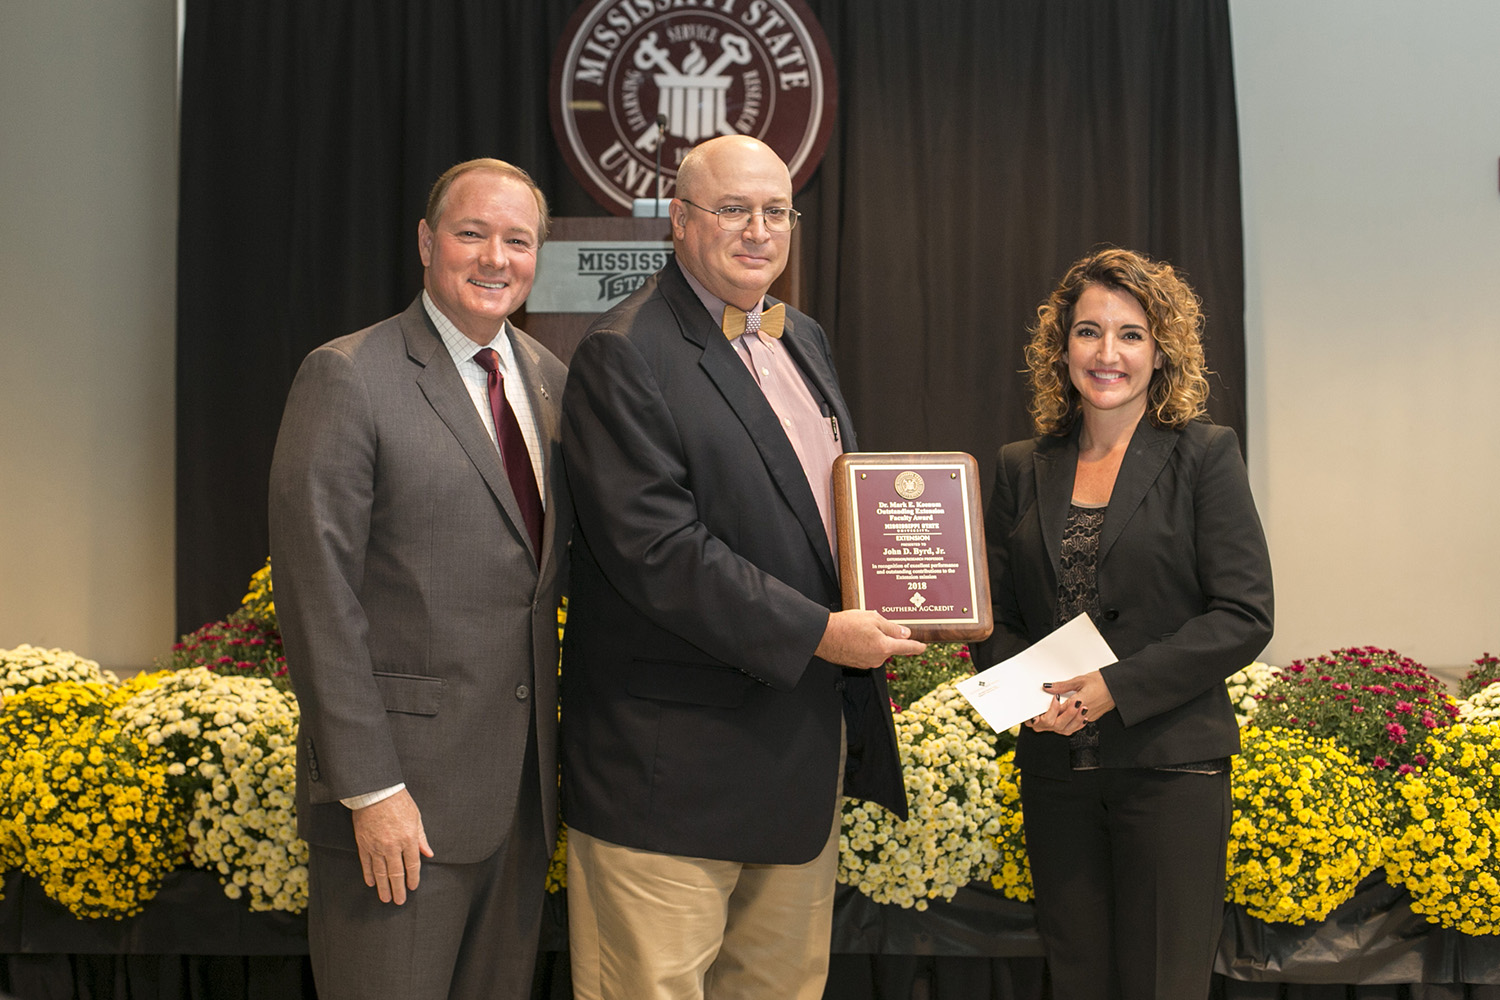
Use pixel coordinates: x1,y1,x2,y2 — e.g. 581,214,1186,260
680,199,801,233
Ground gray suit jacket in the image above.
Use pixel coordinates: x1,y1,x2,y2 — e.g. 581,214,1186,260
976,419,1274,779
269,296,569,862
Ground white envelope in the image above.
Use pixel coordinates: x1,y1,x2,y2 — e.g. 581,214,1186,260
956,614,1118,733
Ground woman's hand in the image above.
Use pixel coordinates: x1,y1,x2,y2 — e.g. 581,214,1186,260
1025,670,1116,735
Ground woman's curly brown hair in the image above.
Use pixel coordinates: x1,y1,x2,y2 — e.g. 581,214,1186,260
1024,247,1211,435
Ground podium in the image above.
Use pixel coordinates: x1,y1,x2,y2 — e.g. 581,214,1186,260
521,216,671,364
521,215,802,364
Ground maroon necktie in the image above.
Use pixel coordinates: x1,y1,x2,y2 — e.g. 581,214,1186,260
474,348,543,561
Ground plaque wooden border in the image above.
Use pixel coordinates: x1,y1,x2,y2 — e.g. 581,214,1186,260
832,452,993,643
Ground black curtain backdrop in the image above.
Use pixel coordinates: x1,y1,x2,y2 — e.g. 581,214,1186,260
176,0,1244,633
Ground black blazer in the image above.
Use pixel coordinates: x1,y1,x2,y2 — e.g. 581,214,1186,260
559,258,906,865
976,419,1274,779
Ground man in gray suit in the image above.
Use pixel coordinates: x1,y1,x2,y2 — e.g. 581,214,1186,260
269,159,569,1000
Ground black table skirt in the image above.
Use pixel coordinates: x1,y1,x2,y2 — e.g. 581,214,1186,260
5,870,1500,999
7,954,1500,1000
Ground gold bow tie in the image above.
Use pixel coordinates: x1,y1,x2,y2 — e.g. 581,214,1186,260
722,303,785,340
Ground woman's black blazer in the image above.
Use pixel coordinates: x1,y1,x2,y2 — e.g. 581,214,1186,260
976,418,1274,779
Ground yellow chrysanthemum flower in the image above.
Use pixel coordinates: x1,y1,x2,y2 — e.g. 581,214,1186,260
2,701,184,919
1225,726,1383,924
1384,722,1500,934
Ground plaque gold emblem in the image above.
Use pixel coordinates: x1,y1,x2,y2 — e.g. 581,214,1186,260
893,471,925,500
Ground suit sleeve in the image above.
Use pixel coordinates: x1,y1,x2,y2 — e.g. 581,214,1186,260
1103,426,1275,726
268,345,403,803
561,329,830,690
973,445,1037,669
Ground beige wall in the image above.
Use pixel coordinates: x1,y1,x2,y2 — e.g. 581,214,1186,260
2,2,1495,674
0,2,178,672
1232,0,1500,668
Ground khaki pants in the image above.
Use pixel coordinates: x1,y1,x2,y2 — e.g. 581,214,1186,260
568,728,846,1000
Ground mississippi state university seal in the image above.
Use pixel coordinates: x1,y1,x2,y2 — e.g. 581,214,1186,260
550,0,837,214
893,471,926,500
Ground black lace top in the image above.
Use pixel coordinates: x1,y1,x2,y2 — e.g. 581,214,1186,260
1054,503,1227,775
1055,504,1105,769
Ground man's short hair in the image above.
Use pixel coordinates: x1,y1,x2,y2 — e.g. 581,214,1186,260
425,159,551,244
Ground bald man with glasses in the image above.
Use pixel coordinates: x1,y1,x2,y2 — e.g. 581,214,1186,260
558,135,924,999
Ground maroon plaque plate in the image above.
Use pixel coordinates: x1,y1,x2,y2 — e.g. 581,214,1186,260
832,452,992,643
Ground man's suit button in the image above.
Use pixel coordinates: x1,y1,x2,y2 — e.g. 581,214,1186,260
515,684,531,701
1101,608,1120,622
835,679,847,692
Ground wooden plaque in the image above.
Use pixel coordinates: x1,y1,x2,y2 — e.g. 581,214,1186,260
832,452,992,643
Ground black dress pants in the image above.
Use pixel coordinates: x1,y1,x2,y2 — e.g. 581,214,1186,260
1021,767,1231,1000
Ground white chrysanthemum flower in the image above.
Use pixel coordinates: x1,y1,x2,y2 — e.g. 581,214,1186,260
1226,661,1279,727
105,668,304,913
1457,684,1500,723
837,681,1005,907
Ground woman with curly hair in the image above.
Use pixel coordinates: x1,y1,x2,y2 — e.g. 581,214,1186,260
976,247,1274,999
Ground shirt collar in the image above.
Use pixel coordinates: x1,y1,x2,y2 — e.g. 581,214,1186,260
422,290,518,373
